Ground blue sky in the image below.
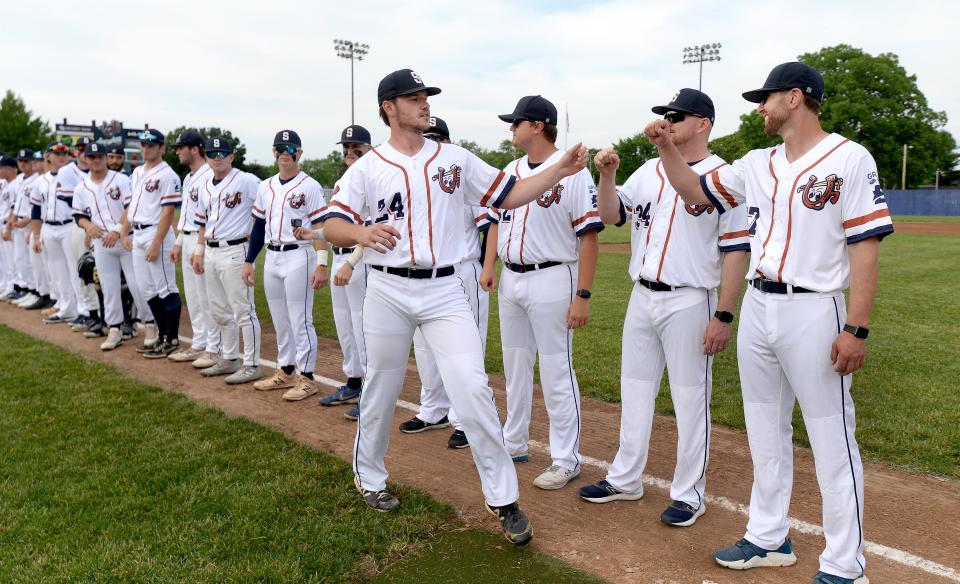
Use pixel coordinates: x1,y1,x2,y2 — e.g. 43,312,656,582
4,0,957,176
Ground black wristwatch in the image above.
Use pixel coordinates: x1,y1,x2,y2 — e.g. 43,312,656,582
713,310,734,323
843,324,870,339
576,289,592,300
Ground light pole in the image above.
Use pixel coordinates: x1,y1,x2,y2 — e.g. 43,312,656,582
334,39,370,125
682,43,721,91
901,143,909,190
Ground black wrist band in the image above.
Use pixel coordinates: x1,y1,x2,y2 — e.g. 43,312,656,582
576,289,591,299
714,310,734,323
843,324,869,339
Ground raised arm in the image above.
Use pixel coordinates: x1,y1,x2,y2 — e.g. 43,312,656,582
645,120,710,206
498,143,589,210
593,148,623,224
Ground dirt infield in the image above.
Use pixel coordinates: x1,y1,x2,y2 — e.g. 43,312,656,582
3,305,958,583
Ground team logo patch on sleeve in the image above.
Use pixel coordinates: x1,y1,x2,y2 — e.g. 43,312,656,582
106,186,122,201
799,174,843,211
144,179,161,193
537,184,564,208
223,192,243,208
431,165,462,194
684,202,715,216
288,193,306,209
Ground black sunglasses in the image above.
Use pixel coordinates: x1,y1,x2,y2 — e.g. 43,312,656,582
663,111,706,124
342,146,365,158
207,151,230,159
275,145,297,155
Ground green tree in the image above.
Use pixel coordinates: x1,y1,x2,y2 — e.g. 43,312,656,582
163,127,249,177
0,90,52,154
708,111,780,163
611,133,659,183
457,139,517,170
299,151,347,187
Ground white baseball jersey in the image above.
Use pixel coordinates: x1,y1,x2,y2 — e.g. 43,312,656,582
700,133,894,292
178,163,213,232
195,167,260,241
252,171,327,245
617,155,750,287
129,161,182,225
322,139,515,268
0,178,11,217
13,174,37,217
73,171,133,231
488,149,603,264
33,170,76,223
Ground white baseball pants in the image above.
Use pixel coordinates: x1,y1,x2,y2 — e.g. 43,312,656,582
499,263,582,471
181,231,219,352
13,226,34,289
353,267,519,507
330,250,367,378
204,242,260,366
263,246,317,373
92,239,149,327
738,286,866,580
132,226,178,301
606,283,716,507
26,231,50,295
72,225,99,314
0,238,13,292
41,223,81,317
413,259,489,431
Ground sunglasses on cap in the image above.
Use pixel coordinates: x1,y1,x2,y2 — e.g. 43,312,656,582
341,146,365,158
207,151,230,159
275,145,298,155
663,111,705,124
48,144,69,153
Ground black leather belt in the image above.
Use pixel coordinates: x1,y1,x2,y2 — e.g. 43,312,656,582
267,243,303,252
371,265,455,279
206,237,248,248
132,223,154,230
182,229,198,235
638,277,685,292
44,220,72,226
504,261,561,274
750,278,814,294
332,246,356,255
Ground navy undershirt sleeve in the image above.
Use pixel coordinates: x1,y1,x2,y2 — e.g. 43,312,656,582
245,217,265,263
31,204,41,220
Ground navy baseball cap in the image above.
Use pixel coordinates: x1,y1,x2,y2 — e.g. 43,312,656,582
743,62,825,103
137,128,165,145
337,125,371,145
172,130,205,147
652,88,716,123
273,130,302,148
17,148,34,160
74,136,92,150
106,144,124,155
498,95,558,125
0,154,17,168
205,136,233,154
85,142,107,156
424,116,450,140
377,69,441,104
33,150,44,160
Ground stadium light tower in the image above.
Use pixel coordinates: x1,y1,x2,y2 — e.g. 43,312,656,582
682,43,722,91
334,39,370,125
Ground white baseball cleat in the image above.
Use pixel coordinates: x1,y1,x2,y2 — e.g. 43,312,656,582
100,327,124,351
532,465,581,490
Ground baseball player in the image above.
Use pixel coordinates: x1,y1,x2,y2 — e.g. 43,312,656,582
397,116,488,449
480,95,601,491
106,144,126,173
8,150,47,309
321,68,588,545
578,89,750,528
167,131,219,367
65,137,103,332
242,130,328,399
71,141,149,350
648,63,891,584
20,150,55,311
316,125,372,414
118,129,181,357
0,154,18,298
191,136,263,385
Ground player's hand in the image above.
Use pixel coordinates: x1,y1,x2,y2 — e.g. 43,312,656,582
145,241,161,262
312,266,329,289
359,224,400,254
556,142,589,178
241,262,255,287
703,318,732,355
0,228,9,242
594,148,620,175
85,224,105,240
567,296,590,329
102,231,119,248
334,263,353,286
170,244,182,263
644,119,672,147
479,266,497,291
831,331,866,375
191,253,204,274
121,234,132,251
294,226,317,241
31,237,41,254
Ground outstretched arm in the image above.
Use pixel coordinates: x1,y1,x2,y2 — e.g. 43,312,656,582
645,120,710,205
498,143,590,209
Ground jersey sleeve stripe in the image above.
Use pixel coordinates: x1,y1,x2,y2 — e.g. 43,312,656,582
481,171,507,207
842,208,890,229
846,224,894,244
699,174,726,214
719,229,749,240
308,208,324,217
719,242,751,252
575,222,604,237
323,201,362,224
711,172,737,208
474,213,487,224
571,210,601,227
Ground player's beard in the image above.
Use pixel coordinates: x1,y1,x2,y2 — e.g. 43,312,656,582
763,108,787,136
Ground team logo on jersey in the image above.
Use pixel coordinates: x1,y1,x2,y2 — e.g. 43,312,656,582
223,192,242,208
83,206,92,216
684,202,715,216
798,173,843,211
288,193,306,209
431,165,462,194
105,186,122,201
537,184,564,208
144,178,161,193
189,186,199,203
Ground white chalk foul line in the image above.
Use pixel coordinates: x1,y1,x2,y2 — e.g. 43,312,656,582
180,335,960,582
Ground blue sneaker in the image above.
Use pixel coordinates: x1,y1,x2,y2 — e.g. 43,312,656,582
318,385,361,406
713,538,797,570
511,451,529,463
578,480,643,503
660,500,706,527
811,571,869,584
344,403,359,421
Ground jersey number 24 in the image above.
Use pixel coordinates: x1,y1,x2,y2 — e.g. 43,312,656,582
375,192,405,223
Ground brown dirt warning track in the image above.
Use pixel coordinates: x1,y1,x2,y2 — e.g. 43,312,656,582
2,303,958,584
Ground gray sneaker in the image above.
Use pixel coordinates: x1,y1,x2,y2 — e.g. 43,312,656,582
354,476,399,513
200,358,242,377
225,366,262,385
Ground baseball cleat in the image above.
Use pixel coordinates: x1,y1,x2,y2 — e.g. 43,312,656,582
660,500,706,527
137,323,158,352
43,314,76,325
120,323,135,340
577,480,643,503
83,321,106,338
144,341,179,359
253,368,297,391
713,538,797,570
811,571,869,584
317,385,361,406
100,327,124,351
168,346,205,362
68,315,92,331
511,451,529,464
41,306,59,317
200,358,242,377
344,403,359,421
398,415,449,434
485,501,533,546
25,296,55,310
354,476,399,513
225,365,262,385
533,465,581,490
447,429,469,449
282,377,319,401
191,352,218,369
15,293,38,307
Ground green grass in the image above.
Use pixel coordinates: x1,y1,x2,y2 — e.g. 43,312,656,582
0,326,606,583
892,215,960,223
